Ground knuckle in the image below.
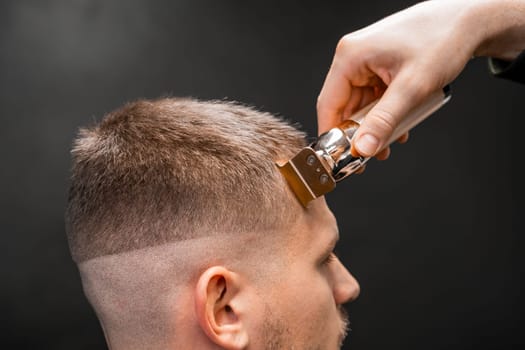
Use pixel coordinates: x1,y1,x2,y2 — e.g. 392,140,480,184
335,34,356,55
316,95,325,113
316,94,323,109
316,93,343,115
369,107,396,134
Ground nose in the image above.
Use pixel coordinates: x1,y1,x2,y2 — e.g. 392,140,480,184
332,257,360,305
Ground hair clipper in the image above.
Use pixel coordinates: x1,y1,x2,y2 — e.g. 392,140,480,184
277,85,451,207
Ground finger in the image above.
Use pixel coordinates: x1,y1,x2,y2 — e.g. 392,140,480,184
317,64,352,135
351,76,428,157
343,87,363,119
358,86,378,109
397,131,409,144
344,86,381,128
374,83,387,99
374,146,390,161
344,83,384,119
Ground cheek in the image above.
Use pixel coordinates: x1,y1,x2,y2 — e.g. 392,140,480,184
272,267,340,342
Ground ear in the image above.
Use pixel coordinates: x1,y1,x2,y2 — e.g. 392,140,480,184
194,266,249,349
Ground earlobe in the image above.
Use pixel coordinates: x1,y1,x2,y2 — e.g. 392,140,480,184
195,266,249,350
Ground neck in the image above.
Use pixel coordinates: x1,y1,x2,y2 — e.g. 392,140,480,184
101,316,221,350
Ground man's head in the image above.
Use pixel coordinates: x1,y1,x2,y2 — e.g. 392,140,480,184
65,97,360,350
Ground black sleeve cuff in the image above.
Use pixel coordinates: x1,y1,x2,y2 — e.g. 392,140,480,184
488,50,525,84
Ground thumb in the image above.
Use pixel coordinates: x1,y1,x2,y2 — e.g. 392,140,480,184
352,77,428,157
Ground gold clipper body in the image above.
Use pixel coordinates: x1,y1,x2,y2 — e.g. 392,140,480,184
278,86,452,207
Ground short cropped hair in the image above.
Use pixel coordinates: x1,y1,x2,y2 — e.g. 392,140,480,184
65,97,307,263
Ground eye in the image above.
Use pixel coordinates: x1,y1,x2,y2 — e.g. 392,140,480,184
321,252,337,266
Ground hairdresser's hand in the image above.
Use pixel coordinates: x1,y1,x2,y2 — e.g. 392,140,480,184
317,0,525,159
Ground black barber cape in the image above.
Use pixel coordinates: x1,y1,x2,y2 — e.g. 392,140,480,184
489,50,525,84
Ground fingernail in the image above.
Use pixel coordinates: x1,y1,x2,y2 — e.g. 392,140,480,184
355,134,380,156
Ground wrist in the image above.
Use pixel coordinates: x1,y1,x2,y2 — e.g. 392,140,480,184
469,0,525,60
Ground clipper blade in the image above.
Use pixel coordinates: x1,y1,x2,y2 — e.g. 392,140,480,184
277,147,336,207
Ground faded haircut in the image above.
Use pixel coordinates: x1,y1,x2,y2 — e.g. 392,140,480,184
65,97,307,263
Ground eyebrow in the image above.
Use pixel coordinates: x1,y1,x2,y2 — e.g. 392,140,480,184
320,227,340,259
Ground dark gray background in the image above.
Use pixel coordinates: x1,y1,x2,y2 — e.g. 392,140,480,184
1,0,523,349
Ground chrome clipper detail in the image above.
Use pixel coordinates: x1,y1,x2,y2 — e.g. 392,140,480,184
277,86,452,207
